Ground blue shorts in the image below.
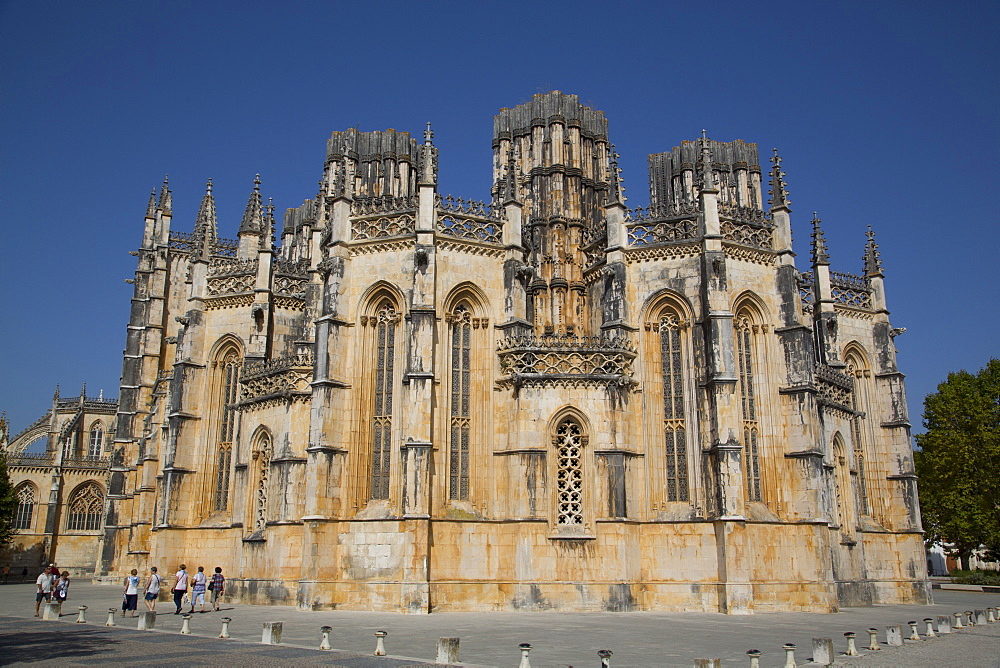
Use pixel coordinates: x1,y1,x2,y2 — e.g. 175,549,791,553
144,592,158,601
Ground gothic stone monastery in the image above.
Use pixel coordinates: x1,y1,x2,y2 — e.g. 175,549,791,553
2,92,929,613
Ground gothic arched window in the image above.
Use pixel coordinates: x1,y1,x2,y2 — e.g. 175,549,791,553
832,433,852,533
846,351,878,519
67,482,104,531
213,346,241,511
369,300,398,501
87,423,104,459
659,311,688,502
14,483,35,531
448,304,472,500
736,312,763,502
554,418,585,526
252,432,272,532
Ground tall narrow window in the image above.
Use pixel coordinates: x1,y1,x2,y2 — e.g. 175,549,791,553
214,348,241,511
370,301,397,500
555,418,584,525
62,432,76,459
659,312,688,502
14,484,35,530
254,433,271,532
846,354,874,517
67,482,104,531
448,304,472,500
736,314,763,502
88,423,104,459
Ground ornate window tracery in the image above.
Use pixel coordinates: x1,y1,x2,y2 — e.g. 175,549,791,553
253,433,271,532
87,423,104,458
448,304,472,500
736,313,763,502
213,347,241,511
554,418,585,525
14,484,35,531
659,312,688,502
846,353,877,518
67,482,104,531
369,300,398,501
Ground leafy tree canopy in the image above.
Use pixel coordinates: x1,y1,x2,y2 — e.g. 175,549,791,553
914,359,1000,568
0,452,16,545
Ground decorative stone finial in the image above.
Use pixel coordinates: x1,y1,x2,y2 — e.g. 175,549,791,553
239,174,264,236
262,197,276,251
769,148,791,209
158,175,172,214
811,212,829,265
424,122,434,145
193,179,218,260
699,132,716,191
863,225,883,277
607,144,625,204
146,188,157,217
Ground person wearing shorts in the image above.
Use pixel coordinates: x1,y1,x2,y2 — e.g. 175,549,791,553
144,566,161,611
209,567,225,611
34,566,53,616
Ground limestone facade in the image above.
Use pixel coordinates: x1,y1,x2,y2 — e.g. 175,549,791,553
29,92,928,612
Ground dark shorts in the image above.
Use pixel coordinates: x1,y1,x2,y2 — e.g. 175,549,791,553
144,592,158,601
36,592,51,602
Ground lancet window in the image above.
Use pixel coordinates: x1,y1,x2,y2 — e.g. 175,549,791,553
659,311,688,502
369,300,398,501
14,483,35,531
736,312,763,502
554,418,585,526
846,352,876,518
213,347,241,511
88,423,104,459
253,432,271,532
448,304,472,500
66,482,104,531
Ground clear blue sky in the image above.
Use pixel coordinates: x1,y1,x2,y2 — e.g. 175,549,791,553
1,0,997,438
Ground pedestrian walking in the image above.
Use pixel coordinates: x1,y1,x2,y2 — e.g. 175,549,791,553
21,567,28,583
2,564,10,584
54,571,70,614
190,566,207,613
209,567,225,611
122,568,140,617
144,566,161,611
33,566,53,617
172,564,188,614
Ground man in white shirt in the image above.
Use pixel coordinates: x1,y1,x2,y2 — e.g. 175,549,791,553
34,566,53,616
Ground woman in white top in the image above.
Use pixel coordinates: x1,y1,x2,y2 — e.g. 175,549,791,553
144,566,161,611
122,569,140,617
172,564,188,615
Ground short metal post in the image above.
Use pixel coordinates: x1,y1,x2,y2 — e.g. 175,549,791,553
953,612,964,629
598,649,612,668
924,618,936,638
219,617,231,639
518,642,532,668
76,605,87,623
437,637,460,664
137,611,156,630
262,621,282,645
320,625,332,650
747,649,762,668
782,643,796,668
180,614,192,635
106,608,117,627
844,632,859,656
866,628,880,651
374,630,387,656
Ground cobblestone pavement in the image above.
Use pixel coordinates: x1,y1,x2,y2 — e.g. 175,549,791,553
0,581,997,666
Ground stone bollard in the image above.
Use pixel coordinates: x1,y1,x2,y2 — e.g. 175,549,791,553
885,625,903,647
987,607,997,623
180,614,192,635
782,643,796,668
812,638,834,665
936,615,952,634
597,649,612,668
106,608,117,627
866,628,880,650
907,620,921,641
219,617,231,639
965,610,975,626
924,618,936,638
76,605,87,623
693,660,720,668
262,621,282,645
953,612,964,629
320,625,332,650
747,649,762,668
975,609,987,625
844,632,859,656
437,637,460,664
373,630,387,656
137,611,156,630
42,601,60,620
518,642,532,668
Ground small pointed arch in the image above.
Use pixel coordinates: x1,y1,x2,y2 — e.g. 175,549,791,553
731,290,771,326
13,481,38,530
640,289,695,325
356,281,406,321
842,342,871,371
546,405,593,436
209,333,246,361
249,424,274,454
66,481,105,531
442,281,492,318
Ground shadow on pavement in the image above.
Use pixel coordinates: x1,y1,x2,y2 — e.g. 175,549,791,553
0,623,121,664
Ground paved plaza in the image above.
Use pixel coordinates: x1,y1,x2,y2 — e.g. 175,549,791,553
0,580,997,666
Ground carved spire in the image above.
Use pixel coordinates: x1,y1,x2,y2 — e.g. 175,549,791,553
263,197,276,251
157,175,172,215
607,144,625,204
192,179,218,260
698,130,716,192
811,212,829,265
146,188,157,217
768,148,791,210
501,142,521,204
239,174,264,237
863,225,883,277
419,122,437,186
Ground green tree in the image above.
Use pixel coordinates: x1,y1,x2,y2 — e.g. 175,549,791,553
914,359,1000,570
0,451,17,545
